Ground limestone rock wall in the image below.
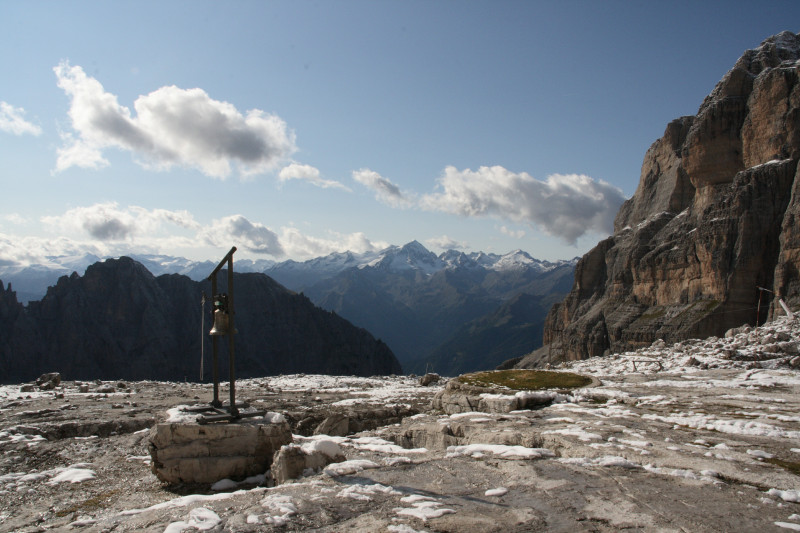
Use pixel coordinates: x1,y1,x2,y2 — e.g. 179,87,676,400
532,32,800,363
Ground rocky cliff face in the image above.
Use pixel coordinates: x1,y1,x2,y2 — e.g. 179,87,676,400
528,31,800,363
0,257,401,383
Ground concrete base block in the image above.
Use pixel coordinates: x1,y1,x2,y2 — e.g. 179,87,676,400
149,415,292,485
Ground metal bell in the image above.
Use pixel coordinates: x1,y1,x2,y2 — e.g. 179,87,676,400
209,309,230,336
209,293,237,336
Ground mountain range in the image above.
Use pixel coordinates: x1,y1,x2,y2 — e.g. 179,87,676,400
0,256,401,383
0,242,576,376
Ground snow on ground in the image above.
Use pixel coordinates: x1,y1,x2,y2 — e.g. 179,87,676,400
243,374,427,408
0,463,96,491
445,444,554,459
566,316,800,377
2,318,800,531
164,507,221,532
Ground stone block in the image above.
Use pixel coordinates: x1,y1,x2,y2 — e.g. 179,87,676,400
149,415,292,485
313,414,350,436
271,441,345,485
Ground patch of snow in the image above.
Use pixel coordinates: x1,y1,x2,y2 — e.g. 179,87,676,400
258,494,298,526
300,438,344,459
545,416,575,423
395,499,456,522
643,464,721,483
641,412,800,439
769,489,800,503
446,444,554,460
210,478,239,491
68,517,97,527
323,459,380,476
747,449,775,459
120,490,248,516
558,455,639,469
164,507,221,532
388,525,428,533
337,482,400,501
384,456,413,466
594,456,640,468
542,427,602,441
485,487,508,497
348,437,428,455
401,494,437,504
47,467,96,485
449,411,496,419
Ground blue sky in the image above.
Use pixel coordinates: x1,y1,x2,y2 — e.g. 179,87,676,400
1,1,797,265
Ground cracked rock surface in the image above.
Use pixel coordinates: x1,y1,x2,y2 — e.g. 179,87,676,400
1,321,799,532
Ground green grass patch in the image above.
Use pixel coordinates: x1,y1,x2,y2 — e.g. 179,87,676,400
55,489,119,517
456,369,592,391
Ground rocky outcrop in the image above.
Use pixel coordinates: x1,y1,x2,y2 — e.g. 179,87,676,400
0,257,401,383
527,32,800,364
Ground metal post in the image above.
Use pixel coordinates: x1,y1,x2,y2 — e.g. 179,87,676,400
210,276,221,407
200,292,205,382
227,254,238,418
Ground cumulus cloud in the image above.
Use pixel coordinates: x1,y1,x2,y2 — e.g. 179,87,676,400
0,101,42,136
425,235,468,251
202,215,284,256
278,163,350,190
53,61,296,178
352,168,412,207
0,232,105,269
41,202,200,242
420,165,626,244
0,203,393,269
279,227,386,259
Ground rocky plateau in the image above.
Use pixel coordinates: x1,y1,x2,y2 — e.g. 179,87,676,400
0,315,799,532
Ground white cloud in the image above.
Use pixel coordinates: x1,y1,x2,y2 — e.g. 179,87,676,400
352,168,412,207
425,235,468,251
420,165,626,245
0,231,200,270
202,215,284,256
2,214,28,225
56,131,109,171
279,227,386,259
0,101,42,136
0,206,388,268
41,202,200,242
278,163,350,190
500,225,526,239
53,61,297,178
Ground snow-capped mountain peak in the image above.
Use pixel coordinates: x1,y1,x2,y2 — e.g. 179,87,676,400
364,241,445,275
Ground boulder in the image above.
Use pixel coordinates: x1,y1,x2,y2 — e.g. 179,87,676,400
313,414,350,437
419,373,441,386
36,372,61,390
149,416,292,485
